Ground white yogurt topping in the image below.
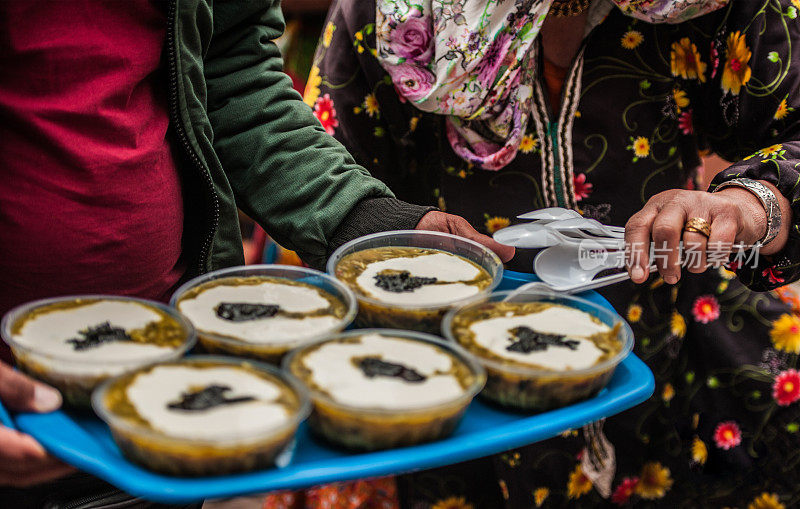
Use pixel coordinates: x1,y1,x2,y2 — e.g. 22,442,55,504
355,253,482,306
468,306,612,370
125,365,291,441
178,281,341,344
301,333,466,410
12,301,178,375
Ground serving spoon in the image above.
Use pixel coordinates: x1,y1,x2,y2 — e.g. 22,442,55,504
516,207,585,222
503,268,654,302
533,243,629,288
545,217,625,238
493,222,625,249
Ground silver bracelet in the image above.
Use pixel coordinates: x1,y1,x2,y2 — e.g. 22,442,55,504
712,178,782,246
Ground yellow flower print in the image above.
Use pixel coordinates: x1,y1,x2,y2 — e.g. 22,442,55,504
485,216,510,234
718,266,737,279
431,496,474,509
757,144,785,159
673,88,690,112
671,312,686,338
303,65,322,107
534,487,550,507
409,116,419,132
662,383,675,402
364,93,380,117
635,462,673,499
770,313,800,354
634,137,650,157
721,31,752,96
691,436,708,465
629,136,651,159
519,134,539,153
501,451,521,467
498,479,509,500
748,492,786,509
322,22,336,48
671,37,707,82
627,304,643,323
567,464,593,499
621,30,644,50
775,98,790,120
793,0,800,8
354,30,366,53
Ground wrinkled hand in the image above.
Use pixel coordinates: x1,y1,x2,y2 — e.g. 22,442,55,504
0,361,75,487
625,188,768,285
417,211,515,262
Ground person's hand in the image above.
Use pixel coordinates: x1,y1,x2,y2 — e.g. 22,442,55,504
624,188,771,285
417,211,515,262
0,361,75,487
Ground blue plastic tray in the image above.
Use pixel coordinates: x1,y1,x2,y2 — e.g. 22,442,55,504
1,271,654,503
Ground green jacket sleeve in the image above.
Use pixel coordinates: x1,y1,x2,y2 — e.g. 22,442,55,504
202,0,397,267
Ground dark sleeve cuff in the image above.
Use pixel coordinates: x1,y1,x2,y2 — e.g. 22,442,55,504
315,197,436,269
710,159,800,290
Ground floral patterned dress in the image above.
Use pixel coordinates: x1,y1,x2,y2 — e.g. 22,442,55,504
300,1,800,507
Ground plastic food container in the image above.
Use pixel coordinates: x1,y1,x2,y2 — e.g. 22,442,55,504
1,296,196,407
92,356,311,477
283,329,486,451
327,231,503,334
442,290,633,411
170,265,357,363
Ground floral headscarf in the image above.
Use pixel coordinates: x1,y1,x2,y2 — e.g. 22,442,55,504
375,0,729,170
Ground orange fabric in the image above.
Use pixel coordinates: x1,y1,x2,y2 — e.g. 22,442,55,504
542,56,569,111
774,285,800,314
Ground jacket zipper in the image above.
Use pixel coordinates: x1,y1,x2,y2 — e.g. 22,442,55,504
44,472,145,509
60,489,142,509
165,0,220,274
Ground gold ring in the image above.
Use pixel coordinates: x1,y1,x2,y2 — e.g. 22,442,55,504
684,217,711,238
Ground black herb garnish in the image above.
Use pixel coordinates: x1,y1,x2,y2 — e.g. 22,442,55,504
373,271,438,293
357,357,427,383
506,326,580,353
167,385,256,411
66,322,132,351
215,302,280,321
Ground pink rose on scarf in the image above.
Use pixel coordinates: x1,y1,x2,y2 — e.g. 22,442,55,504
390,16,433,63
475,32,514,86
388,63,435,102
485,144,518,170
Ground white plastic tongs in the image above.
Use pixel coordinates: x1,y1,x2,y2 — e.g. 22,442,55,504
493,207,625,250
493,208,645,296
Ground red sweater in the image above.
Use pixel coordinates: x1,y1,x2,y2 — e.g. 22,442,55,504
0,1,186,359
